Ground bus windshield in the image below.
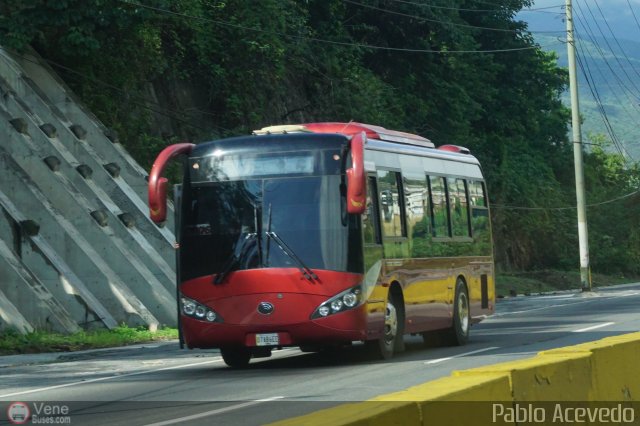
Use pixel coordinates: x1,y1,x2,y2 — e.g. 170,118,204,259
180,175,362,282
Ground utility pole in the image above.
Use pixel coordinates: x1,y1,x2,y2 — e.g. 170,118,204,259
566,0,592,291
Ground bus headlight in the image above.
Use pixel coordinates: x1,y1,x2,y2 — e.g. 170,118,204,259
206,311,217,322
343,292,358,308
180,295,223,323
183,299,196,316
311,286,362,319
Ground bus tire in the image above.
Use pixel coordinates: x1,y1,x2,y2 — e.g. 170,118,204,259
221,347,252,368
366,291,401,360
445,278,470,346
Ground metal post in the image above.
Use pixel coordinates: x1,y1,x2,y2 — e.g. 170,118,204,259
566,0,592,291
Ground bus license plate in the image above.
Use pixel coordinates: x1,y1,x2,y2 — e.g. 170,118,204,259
256,333,279,346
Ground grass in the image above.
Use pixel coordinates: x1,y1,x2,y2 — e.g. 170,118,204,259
496,270,637,298
0,325,178,356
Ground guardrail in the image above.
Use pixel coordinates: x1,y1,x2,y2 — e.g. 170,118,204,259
270,332,640,425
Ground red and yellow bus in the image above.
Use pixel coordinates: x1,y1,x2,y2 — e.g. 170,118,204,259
148,122,494,368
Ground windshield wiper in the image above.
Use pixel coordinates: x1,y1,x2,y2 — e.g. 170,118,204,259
266,231,318,282
254,203,263,265
214,233,256,284
265,203,272,266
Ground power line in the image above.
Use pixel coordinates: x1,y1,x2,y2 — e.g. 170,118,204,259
388,0,564,14
592,0,640,83
491,188,640,211
627,0,640,35
571,15,628,159
572,16,640,162
570,17,636,164
575,50,630,162
117,0,564,54
572,5,640,104
571,4,640,161
342,0,565,33
578,0,640,96
471,0,563,10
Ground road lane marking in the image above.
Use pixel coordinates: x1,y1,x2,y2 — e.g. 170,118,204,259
0,348,303,399
491,301,593,317
143,396,285,426
573,322,615,333
0,358,226,398
424,346,499,365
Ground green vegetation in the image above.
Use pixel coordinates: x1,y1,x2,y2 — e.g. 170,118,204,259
0,326,178,355
1,0,639,278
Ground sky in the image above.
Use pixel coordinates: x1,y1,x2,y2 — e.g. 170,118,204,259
519,0,640,42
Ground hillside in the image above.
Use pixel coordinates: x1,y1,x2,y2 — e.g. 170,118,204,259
521,0,640,159
534,34,640,159
3,0,640,277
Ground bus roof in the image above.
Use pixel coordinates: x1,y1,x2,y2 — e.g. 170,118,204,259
253,122,436,149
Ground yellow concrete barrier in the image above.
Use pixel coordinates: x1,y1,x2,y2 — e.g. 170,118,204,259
270,374,512,426
373,372,512,402
540,332,640,401
374,374,513,426
454,352,594,401
268,332,640,426
269,401,421,426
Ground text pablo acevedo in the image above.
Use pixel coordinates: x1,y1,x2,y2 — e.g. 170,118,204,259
492,403,635,423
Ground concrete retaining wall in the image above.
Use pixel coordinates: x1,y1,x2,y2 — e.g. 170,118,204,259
270,332,640,425
0,237,79,334
0,187,117,330
0,152,160,328
0,45,177,333
14,49,160,212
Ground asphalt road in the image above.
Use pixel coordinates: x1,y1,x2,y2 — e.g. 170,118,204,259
1,283,639,425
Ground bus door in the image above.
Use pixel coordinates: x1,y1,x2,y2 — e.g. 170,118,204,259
173,184,184,349
362,175,385,335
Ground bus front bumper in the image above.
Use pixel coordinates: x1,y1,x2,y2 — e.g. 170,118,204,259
181,305,369,349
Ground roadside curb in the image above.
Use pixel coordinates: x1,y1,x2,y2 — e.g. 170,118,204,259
497,281,640,299
0,340,179,368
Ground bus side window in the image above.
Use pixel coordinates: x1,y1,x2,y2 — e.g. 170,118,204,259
469,180,490,242
428,175,450,238
404,175,429,238
448,177,470,238
469,180,487,208
363,176,382,245
377,170,406,238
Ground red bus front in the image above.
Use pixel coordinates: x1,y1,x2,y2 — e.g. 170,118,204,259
167,133,373,366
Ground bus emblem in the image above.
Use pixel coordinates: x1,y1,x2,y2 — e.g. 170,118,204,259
258,302,274,315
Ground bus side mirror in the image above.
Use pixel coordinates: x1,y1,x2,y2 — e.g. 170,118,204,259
148,142,195,224
151,177,168,224
346,132,366,215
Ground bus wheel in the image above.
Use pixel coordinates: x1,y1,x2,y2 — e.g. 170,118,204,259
445,279,470,346
366,292,400,360
221,347,252,368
